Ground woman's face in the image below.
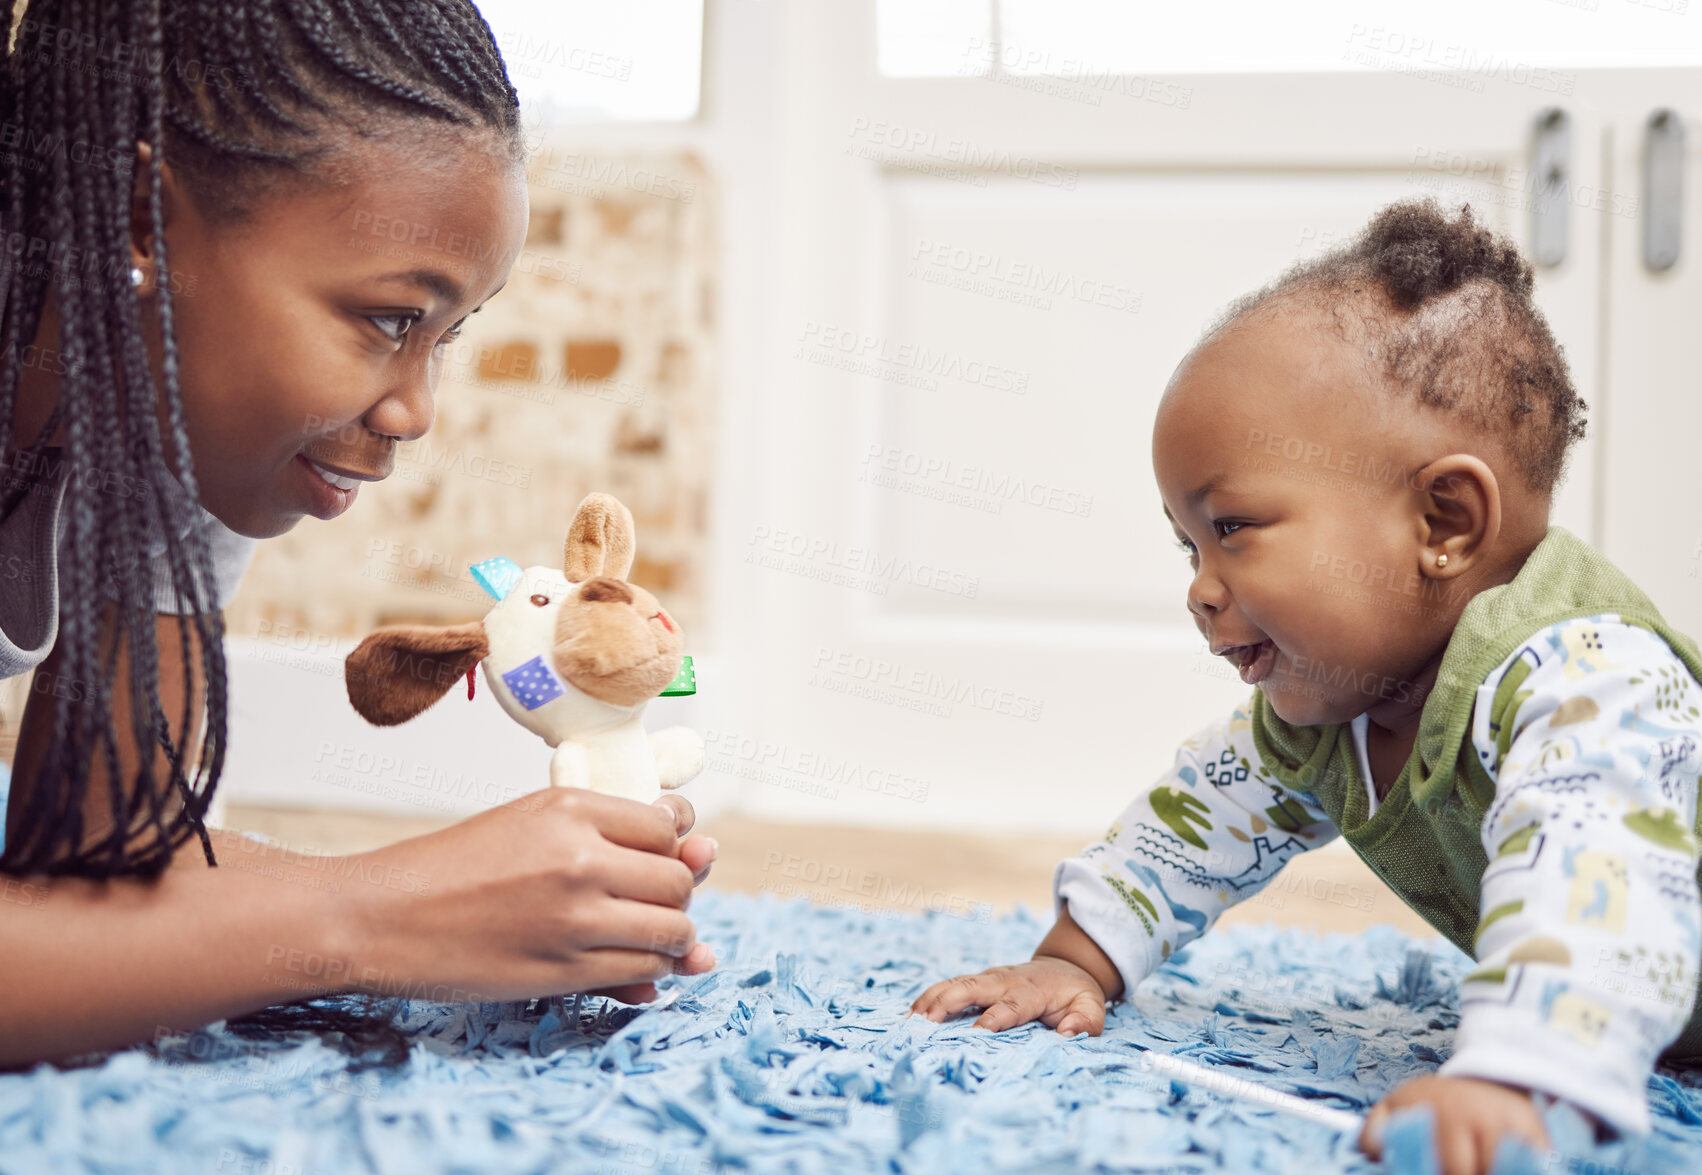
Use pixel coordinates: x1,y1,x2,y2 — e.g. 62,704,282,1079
155,132,529,538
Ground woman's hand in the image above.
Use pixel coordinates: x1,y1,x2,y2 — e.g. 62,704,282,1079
333,787,719,1006
593,792,716,1002
910,956,1110,1036
1359,1075,1551,1175
654,791,717,886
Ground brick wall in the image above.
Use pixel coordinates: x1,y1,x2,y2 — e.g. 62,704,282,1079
225,150,717,650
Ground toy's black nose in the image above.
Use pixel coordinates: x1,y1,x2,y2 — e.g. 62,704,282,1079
579,577,633,605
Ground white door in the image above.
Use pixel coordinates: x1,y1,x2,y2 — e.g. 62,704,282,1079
704,3,1697,835
1598,81,1702,639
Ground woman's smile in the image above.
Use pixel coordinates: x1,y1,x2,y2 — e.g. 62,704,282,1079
293,453,367,519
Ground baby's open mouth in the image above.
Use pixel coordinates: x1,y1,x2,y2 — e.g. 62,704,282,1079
1218,640,1277,686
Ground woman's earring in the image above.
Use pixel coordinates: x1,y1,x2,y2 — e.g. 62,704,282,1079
1436,553,1449,569
130,266,145,288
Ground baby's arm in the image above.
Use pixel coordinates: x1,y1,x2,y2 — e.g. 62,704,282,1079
1430,618,1702,1137
913,699,1338,1032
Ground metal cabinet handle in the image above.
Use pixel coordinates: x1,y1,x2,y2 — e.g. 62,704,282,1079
1643,108,1683,272
1531,107,1571,268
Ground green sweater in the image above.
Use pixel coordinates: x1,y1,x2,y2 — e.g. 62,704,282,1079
1249,525,1702,1059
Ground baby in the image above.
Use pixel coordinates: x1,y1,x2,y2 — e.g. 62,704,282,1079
913,197,1702,1175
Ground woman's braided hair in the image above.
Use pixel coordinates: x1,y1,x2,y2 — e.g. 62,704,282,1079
1202,197,1588,495
0,0,521,877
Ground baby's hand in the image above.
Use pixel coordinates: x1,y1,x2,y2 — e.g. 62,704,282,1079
910,956,1109,1036
1360,1075,1551,1175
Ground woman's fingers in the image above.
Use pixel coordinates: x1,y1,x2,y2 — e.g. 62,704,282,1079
505,790,705,870
653,793,695,837
677,941,717,973
598,846,697,909
570,948,686,992
581,901,699,957
528,788,680,856
678,833,717,884
586,981,658,1005
545,932,714,1000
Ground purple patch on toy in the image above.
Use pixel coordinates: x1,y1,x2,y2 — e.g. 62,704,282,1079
501,656,565,710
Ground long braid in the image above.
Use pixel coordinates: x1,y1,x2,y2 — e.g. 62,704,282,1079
59,0,119,863
40,3,103,862
133,0,215,865
133,0,216,863
1,0,521,880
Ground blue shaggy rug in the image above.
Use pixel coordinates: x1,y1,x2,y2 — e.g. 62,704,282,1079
3,890,1701,1175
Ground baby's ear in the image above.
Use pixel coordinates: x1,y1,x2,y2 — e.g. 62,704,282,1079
563,492,636,581
344,621,490,725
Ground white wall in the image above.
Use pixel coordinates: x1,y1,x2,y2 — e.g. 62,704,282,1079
220,5,1702,840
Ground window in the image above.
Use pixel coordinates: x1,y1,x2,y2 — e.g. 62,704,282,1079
875,0,993,78
878,0,1702,78
475,0,704,122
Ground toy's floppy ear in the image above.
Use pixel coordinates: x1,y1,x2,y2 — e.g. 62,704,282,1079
345,621,490,726
563,492,635,581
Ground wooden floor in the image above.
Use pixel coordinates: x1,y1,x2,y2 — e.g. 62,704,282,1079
223,803,1437,939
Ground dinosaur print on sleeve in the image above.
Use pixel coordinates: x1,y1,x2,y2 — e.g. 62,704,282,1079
1054,700,1339,1000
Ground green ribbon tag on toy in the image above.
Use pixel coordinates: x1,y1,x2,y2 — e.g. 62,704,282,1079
660,654,696,696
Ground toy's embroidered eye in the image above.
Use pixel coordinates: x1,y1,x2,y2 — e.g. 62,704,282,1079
530,593,550,607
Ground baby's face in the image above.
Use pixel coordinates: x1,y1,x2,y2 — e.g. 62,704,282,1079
1152,308,1462,727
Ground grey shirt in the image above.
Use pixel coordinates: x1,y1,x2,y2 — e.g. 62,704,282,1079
0,450,257,680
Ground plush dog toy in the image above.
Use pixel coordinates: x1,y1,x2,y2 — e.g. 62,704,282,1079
343,492,705,804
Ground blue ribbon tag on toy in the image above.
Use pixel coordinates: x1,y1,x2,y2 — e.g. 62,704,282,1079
471,556,523,601
660,654,696,696
501,655,567,711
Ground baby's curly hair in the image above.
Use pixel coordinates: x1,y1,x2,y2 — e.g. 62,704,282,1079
1199,197,1588,496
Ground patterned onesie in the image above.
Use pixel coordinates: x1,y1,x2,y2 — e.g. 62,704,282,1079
1056,615,1702,1134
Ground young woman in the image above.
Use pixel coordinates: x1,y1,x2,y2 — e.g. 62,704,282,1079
0,0,715,1066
